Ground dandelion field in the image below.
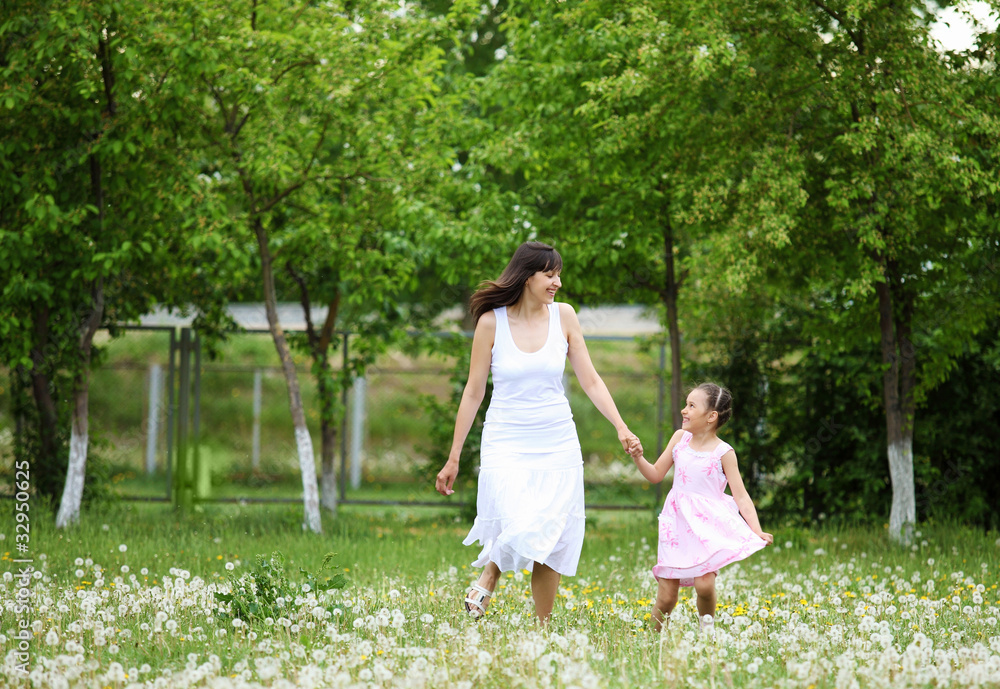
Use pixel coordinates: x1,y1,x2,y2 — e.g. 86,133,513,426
2,504,999,688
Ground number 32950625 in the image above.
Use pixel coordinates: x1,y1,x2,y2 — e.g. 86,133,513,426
15,459,30,535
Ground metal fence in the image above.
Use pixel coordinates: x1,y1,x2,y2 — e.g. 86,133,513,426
1,321,668,510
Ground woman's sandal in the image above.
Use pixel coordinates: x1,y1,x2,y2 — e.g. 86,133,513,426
464,583,493,619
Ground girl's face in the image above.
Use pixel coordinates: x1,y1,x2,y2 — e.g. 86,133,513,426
681,388,716,431
523,268,562,304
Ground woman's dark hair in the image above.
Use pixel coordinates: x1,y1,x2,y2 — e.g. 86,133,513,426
695,382,733,428
469,242,563,322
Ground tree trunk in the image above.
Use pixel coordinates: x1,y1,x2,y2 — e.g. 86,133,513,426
876,271,916,544
29,304,62,501
663,221,683,431
56,278,104,528
316,356,338,513
55,28,116,527
255,218,322,533
320,416,338,512
55,375,91,528
288,262,341,515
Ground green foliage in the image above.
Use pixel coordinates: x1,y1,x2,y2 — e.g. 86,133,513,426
6,365,66,503
156,0,470,488
214,551,347,626
769,346,890,525
681,256,1000,529
0,0,247,513
2,0,999,531
913,326,1000,531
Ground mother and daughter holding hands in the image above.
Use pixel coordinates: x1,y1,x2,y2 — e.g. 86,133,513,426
435,241,773,630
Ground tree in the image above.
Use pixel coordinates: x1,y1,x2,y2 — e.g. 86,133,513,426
470,0,803,442
0,0,246,523
714,0,1000,541
169,0,457,527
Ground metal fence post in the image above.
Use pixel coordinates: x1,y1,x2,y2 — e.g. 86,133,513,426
192,331,203,501
146,364,162,475
252,368,263,470
339,332,348,502
350,375,366,489
166,329,177,502
174,327,193,510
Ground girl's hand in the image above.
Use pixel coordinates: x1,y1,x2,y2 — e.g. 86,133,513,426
758,531,774,545
435,459,459,496
627,438,644,460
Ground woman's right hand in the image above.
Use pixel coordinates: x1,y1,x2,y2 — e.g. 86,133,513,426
435,459,459,496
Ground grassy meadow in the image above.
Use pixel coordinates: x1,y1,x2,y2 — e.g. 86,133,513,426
2,503,999,688
2,333,999,686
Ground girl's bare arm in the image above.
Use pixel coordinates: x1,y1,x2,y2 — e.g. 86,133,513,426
721,450,773,543
630,429,685,484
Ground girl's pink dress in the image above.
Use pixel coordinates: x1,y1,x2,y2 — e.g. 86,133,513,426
654,431,766,585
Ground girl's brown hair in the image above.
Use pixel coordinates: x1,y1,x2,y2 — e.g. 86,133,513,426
696,382,733,428
469,242,563,323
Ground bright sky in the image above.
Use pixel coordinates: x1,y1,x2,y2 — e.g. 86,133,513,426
929,0,999,51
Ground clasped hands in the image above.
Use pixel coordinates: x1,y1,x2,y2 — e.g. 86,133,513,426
618,429,643,459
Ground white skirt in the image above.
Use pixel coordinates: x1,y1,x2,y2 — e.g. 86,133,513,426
463,448,585,576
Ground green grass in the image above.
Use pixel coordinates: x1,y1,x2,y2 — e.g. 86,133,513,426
4,505,998,688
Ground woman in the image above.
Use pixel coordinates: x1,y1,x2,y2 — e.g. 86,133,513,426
435,241,641,623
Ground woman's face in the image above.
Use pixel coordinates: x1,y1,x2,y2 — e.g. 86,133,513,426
523,268,562,303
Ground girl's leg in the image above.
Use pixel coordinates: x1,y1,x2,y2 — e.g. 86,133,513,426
530,562,561,623
693,572,717,620
652,578,679,632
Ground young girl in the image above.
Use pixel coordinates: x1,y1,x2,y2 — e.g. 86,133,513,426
628,383,773,633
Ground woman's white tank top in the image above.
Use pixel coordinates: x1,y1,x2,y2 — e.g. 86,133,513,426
481,303,580,455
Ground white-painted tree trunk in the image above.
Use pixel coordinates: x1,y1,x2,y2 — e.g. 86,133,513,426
887,436,915,544
253,217,322,533
56,288,101,529
321,465,338,512
295,425,322,533
56,419,88,528
876,276,917,547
